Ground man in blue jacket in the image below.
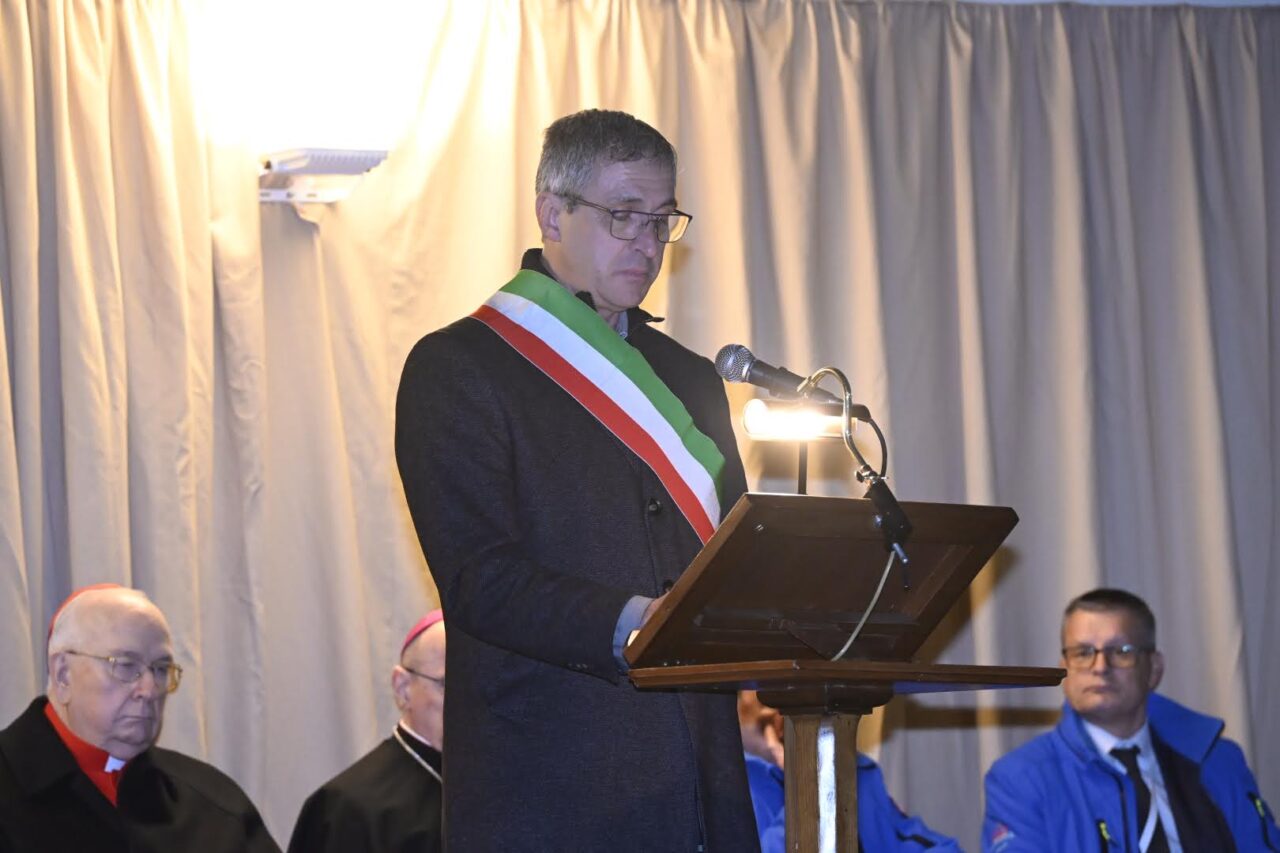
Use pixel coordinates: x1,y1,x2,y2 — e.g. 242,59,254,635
739,691,960,852
983,588,1279,852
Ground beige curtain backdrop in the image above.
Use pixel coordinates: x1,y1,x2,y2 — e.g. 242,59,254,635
2,0,1276,847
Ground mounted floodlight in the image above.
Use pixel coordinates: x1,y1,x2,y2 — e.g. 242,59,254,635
258,148,388,204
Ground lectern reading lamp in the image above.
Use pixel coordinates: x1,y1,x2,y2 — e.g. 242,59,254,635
624,345,1064,852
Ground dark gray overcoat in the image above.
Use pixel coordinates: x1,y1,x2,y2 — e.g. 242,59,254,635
395,263,759,852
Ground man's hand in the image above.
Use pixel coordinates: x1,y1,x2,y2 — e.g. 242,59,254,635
640,592,668,627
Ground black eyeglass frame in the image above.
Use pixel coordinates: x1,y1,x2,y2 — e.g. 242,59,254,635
65,649,184,693
562,194,693,244
1060,643,1155,671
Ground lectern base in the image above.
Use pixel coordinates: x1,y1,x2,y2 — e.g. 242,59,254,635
782,712,862,853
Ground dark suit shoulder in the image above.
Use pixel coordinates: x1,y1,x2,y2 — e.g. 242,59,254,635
398,317,527,407
628,322,717,372
311,738,435,803
143,747,261,817
288,739,441,853
403,315,496,367
0,698,79,797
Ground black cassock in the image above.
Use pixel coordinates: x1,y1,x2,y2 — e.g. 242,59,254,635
0,697,280,853
287,724,442,853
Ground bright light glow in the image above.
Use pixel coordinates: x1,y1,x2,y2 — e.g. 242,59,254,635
191,0,451,154
741,399,851,442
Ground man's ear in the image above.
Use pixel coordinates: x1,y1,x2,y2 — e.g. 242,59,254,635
535,191,563,243
1147,649,1165,692
50,653,72,699
391,666,411,710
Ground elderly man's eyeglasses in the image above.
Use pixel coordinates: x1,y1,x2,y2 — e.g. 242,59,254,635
564,195,692,244
66,650,183,693
402,665,444,688
1061,643,1152,671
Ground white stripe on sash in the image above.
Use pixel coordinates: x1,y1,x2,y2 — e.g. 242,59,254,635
485,290,720,527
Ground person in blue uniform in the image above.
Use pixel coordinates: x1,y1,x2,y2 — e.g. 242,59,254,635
983,587,1279,852
738,690,961,852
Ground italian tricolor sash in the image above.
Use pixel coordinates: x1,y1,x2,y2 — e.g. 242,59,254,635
472,270,725,544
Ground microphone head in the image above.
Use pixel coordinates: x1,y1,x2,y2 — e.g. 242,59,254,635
715,344,755,383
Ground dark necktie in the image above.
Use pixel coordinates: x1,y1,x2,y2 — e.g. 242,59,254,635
1111,746,1170,853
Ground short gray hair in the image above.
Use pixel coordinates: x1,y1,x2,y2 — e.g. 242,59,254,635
535,109,676,198
1062,587,1157,648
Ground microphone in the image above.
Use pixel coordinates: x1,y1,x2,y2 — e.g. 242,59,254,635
715,344,869,420
715,344,839,402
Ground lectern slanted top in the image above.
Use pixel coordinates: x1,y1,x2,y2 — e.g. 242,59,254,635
626,491,1025,672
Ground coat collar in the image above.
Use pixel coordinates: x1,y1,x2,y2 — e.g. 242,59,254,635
1,697,85,797
519,248,662,333
1057,692,1225,766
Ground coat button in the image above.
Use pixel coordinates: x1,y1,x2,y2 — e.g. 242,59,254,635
646,498,663,515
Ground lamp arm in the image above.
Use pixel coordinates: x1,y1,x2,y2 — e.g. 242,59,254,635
799,367,910,562
796,367,882,479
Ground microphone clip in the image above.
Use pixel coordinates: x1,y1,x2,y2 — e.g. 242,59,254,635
865,475,911,559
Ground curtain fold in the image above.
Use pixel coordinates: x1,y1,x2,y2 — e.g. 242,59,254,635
2,0,1276,846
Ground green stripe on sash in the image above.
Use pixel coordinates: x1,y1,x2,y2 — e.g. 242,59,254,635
501,270,726,503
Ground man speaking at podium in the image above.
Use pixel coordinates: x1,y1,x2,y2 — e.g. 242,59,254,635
396,109,758,851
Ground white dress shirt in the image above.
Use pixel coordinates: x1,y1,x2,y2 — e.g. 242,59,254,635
1083,719,1184,852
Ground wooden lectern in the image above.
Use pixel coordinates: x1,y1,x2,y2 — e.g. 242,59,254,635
624,492,1063,852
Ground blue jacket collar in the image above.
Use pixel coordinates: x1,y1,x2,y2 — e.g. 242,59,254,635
1057,692,1224,765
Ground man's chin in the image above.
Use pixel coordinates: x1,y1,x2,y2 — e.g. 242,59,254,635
112,719,161,749
1070,695,1116,717
608,276,654,303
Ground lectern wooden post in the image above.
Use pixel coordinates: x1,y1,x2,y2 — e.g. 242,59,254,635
625,493,1064,852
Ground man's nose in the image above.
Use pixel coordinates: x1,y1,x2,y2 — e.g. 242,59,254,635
134,669,166,697
632,222,661,257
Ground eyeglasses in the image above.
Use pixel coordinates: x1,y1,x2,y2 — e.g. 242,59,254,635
402,665,444,688
564,195,692,244
66,650,183,693
1061,643,1153,671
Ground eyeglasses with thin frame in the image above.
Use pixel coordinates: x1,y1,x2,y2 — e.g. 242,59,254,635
563,195,692,244
402,665,444,688
1061,643,1153,671
65,650,183,693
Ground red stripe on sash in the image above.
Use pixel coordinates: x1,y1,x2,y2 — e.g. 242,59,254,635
474,304,716,543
